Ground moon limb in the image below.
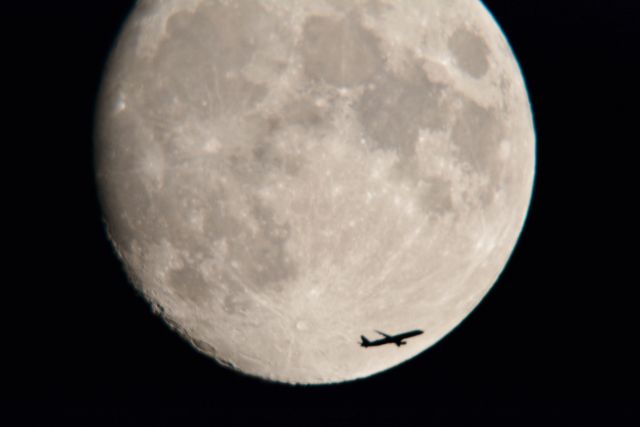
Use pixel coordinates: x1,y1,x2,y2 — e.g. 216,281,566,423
96,0,535,384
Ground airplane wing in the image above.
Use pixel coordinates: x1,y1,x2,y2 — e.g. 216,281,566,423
375,330,392,338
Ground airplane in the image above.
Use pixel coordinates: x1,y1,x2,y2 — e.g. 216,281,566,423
360,329,424,348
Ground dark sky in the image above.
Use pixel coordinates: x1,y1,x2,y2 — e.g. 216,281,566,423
5,1,638,425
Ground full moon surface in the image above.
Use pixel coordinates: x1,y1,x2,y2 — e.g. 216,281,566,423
96,0,535,384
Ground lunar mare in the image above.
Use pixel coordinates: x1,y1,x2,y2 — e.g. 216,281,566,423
96,0,535,384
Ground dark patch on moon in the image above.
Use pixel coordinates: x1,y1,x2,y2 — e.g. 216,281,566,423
419,177,454,215
451,97,504,204
164,1,265,73
249,98,328,177
138,0,273,122
220,118,303,181
448,28,490,79
282,98,327,129
169,265,211,303
357,62,446,159
301,14,384,87
451,99,502,173
362,0,394,17
252,142,303,176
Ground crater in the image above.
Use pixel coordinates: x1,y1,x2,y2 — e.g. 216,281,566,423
301,14,384,87
296,320,309,331
448,28,490,79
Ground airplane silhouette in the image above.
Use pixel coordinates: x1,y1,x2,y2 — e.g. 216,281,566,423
360,329,423,348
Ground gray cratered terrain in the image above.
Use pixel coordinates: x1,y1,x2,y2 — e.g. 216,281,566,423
95,0,535,384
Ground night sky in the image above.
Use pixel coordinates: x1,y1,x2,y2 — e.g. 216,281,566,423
5,1,638,425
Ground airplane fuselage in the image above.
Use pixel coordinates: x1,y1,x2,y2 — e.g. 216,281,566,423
360,329,423,348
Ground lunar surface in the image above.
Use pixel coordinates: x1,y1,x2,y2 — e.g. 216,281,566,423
96,0,535,384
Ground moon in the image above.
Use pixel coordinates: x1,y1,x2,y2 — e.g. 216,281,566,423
95,0,535,384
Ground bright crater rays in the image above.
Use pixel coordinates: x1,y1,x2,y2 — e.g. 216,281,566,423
96,0,535,384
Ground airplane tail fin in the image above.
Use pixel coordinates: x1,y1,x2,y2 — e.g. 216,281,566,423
360,336,370,347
